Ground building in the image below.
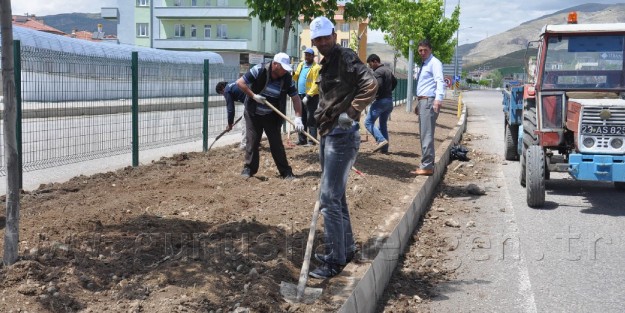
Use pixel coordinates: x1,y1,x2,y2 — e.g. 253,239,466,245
298,3,368,63
12,15,66,36
102,0,299,74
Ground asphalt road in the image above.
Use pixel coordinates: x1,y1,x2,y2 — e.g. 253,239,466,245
428,90,625,313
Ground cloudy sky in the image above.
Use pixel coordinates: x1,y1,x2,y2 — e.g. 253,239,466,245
11,0,625,44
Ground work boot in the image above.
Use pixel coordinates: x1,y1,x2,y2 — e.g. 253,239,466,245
240,167,252,178
309,262,344,279
281,171,296,180
314,250,356,264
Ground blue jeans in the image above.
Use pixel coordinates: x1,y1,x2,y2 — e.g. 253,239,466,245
318,129,360,265
364,97,394,152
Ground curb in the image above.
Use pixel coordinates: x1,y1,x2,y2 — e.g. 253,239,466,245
339,96,468,313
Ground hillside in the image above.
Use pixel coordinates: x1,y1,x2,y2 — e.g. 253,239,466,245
41,13,116,35
463,3,625,67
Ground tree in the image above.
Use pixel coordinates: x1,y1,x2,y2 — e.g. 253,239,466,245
1,0,20,265
245,0,339,54
344,0,460,63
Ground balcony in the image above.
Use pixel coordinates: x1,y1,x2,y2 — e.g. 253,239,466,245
154,7,249,19
101,7,119,20
153,38,250,50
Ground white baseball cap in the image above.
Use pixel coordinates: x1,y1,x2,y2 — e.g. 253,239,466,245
310,16,334,40
273,52,292,72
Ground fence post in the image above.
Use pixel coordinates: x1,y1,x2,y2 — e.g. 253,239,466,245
203,59,209,152
131,52,139,167
13,40,22,188
406,40,414,113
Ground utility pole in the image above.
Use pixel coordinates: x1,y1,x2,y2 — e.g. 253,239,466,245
406,40,414,113
1,0,20,265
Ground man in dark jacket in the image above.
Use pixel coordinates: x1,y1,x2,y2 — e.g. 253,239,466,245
308,16,378,279
365,54,395,153
235,52,304,179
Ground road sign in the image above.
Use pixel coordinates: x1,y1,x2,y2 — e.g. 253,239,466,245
444,76,452,88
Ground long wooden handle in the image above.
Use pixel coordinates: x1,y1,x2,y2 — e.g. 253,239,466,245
262,99,365,177
262,99,319,144
207,115,243,151
296,200,321,302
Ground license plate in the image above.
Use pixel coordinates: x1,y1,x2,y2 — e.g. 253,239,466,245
581,124,625,136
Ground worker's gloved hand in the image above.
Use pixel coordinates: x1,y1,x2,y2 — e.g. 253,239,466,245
225,124,233,132
302,95,309,105
338,112,353,130
294,117,305,132
252,94,266,103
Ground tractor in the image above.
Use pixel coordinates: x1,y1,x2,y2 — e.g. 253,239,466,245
511,12,625,207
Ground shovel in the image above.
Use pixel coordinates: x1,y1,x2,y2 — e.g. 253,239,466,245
207,115,242,152
262,99,366,177
280,194,323,303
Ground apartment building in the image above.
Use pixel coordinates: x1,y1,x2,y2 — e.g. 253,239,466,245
102,0,300,73
298,4,369,63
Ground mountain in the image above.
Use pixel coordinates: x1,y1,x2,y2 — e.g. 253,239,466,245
41,13,117,35
462,3,625,67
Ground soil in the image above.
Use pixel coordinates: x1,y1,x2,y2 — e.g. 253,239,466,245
0,98,460,313
376,133,503,313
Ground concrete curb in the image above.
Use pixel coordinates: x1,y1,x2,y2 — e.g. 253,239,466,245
339,97,468,313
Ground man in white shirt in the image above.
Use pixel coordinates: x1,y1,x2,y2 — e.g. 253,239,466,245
413,39,445,176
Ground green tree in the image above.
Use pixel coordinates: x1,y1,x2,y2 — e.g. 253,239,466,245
344,0,460,63
245,0,339,54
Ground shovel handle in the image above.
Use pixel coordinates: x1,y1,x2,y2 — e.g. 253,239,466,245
262,99,318,145
296,200,321,302
207,115,243,151
262,99,366,177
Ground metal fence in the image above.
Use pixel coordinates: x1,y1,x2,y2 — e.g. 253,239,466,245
1,41,411,178
2,41,240,177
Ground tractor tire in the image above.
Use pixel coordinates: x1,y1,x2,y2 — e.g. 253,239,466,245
504,122,519,161
615,182,625,191
519,105,538,187
526,145,546,208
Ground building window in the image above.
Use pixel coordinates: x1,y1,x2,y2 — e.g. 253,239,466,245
190,24,197,38
174,0,182,6
217,24,227,38
341,23,350,32
217,0,228,5
136,23,149,37
262,26,266,41
274,29,278,43
204,25,211,38
191,0,197,6
175,24,185,37
341,39,349,48
137,0,149,6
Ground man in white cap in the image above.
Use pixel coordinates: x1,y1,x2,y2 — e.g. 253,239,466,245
293,47,321,145
235,52,304,179
308,16,378,279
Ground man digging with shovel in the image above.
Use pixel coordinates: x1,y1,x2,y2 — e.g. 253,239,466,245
279,16,377,303
235,52,304,180
309,16,378,279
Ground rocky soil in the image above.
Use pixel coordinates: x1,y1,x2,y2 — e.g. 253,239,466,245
0,99,460,313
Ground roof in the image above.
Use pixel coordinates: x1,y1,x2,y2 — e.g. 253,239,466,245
9,25,224,65
12,15,66,35
541,23,625,35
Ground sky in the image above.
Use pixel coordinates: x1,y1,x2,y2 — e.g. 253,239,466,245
10,0,625,45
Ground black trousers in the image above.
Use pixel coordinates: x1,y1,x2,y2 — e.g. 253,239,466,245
243,110,292,176
298,94,319,144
